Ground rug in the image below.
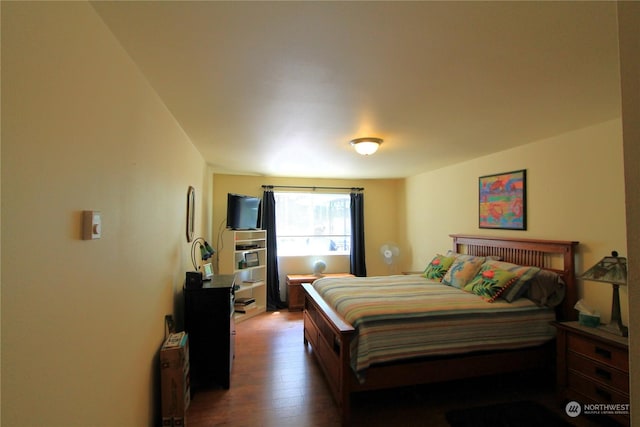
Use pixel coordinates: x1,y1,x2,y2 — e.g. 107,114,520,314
445,400,573,427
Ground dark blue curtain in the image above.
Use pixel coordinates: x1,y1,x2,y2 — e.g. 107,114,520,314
350,192,367,277
262,190,286,310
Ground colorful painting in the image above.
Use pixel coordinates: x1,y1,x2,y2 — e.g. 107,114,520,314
479,170,526,230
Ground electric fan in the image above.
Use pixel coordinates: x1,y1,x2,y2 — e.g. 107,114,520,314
380,243,401,274
313,259,327,277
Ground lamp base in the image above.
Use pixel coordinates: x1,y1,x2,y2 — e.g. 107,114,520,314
601,283,628,337
600,322,628,337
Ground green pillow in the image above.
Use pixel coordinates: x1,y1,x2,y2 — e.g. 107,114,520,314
442,255,486,289
423,255,455,281
464,264,517,302
482,260,541,302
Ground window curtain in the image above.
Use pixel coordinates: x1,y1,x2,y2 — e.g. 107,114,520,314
350,192,367,277
262,189,286,310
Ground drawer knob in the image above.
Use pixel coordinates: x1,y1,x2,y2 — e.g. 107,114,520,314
595,367,612,381
595,346,612,359
595,387,613,402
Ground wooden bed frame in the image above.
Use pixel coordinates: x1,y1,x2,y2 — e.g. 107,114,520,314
302,234,579,425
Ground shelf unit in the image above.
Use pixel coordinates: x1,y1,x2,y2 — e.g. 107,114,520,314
219,229,267,322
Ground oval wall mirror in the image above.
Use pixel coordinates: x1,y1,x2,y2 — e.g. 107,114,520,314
186,186,195,242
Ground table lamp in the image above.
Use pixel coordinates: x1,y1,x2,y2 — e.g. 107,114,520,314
578,251,628,337
185,237,216,289
191,237,215,271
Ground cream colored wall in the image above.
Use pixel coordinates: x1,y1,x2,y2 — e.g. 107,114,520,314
0,3,3,423
618,1,639,422
2,3,208,426
405,119,628,324
211,174,405,301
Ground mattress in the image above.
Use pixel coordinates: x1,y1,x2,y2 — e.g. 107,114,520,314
312,274,556,377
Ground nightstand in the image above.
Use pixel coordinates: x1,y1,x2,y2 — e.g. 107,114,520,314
552,321,629,426
286,273,354,311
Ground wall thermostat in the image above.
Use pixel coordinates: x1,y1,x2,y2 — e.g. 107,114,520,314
83,210,101,240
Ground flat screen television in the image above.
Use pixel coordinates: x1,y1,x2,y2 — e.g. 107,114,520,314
226,193,261,230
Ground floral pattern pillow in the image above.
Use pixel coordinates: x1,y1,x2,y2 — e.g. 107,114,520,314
482,260,541,302
464,264,517,302
442,255,485,289
423,255,455,281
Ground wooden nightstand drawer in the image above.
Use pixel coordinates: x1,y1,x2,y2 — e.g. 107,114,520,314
568,334,629,371
554,321,630,426
286,274,316,311
568,371,629,403
568,352,629,392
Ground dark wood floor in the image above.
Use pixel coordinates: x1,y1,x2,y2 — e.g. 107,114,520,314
186,311,619,427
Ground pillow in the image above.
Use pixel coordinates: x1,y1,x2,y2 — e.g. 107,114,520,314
526,270,565,307
482,260,541,302
423,255,455,281
442,255,485,289
464,264,517,302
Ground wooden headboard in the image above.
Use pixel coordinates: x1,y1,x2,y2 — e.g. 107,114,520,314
450,234,579,321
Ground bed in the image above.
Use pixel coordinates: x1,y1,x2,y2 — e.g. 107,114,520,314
302,234,579,425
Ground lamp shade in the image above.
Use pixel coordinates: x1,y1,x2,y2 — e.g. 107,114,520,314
350,137,382,155
579,252,627,285
191,237,216,270
202,241,215,260
200,245,212,261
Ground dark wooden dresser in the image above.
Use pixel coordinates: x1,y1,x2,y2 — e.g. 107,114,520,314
184,274,236,390
553,321,629,425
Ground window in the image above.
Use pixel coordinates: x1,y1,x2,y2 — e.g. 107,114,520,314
275,192,351,256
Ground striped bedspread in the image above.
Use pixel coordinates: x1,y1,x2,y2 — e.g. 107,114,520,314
312,274,556,378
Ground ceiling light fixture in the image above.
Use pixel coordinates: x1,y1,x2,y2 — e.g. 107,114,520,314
350,137,383,155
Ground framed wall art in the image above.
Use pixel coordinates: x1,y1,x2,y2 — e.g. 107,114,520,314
479,169,526,230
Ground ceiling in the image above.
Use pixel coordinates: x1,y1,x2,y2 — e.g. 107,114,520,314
92,1,621,179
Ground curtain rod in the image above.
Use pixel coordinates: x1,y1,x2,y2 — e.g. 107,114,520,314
262,185,364,192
